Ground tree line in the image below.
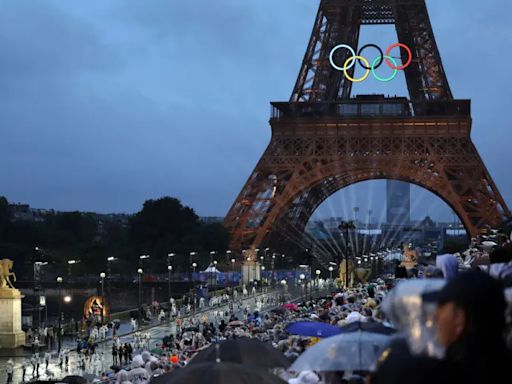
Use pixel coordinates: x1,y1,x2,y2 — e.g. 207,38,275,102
0,196,230,279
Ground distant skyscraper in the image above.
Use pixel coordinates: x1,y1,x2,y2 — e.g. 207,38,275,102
386,180,410,225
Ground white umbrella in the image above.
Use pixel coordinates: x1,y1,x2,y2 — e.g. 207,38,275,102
290,331,390,372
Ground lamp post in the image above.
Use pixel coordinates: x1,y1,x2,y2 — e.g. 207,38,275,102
167,253,175,303
99,272,106,324
213,260,218,289
105,256,116,322
33,259,48,328
315,269,321,294
299,274,306,302
67,259,80,280
167,265,173,302
191,262,198,313
139,254,150,269
56,276,63,352
280,279,287,304
271,254,276,286
231,258,236,285
137,268,143,326
209,251,216,288
339,220,356,288
328,266,334,280
189,252,197,283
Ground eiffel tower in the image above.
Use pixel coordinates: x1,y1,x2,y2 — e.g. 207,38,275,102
225,0,510,264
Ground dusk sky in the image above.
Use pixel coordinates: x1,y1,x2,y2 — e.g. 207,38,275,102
1,0,511,222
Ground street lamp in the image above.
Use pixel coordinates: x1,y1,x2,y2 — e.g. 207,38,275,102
299,274,306,301
339,220,356,288
315,269,321,294
280,279,287,303
106,257,117,322
212,260,218,289
167,253,175,302
328,266,334,280
167,265,173,302
209,251,216,288
67,259,81,279
139,254,150,269
56,276,63,352
99,272,106,324
231,258,236,285
137,268,143,326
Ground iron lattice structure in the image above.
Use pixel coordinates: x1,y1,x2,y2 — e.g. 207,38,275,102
224,0,510,265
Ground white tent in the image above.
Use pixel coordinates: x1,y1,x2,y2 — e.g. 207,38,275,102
203,264,222,273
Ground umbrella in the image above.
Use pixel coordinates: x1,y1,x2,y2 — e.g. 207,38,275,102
290,331,391,372
286,321,342,338
151,348,164,356
149,362,286,384
61,376,88,384
340,321,396,335
227,320,244,327
81,373,99,383
270,307,287,316
189,338,290,368
283,303,298,311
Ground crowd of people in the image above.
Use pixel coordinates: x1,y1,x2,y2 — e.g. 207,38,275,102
8,229,512,384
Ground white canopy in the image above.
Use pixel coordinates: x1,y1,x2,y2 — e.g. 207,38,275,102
203,264,222,273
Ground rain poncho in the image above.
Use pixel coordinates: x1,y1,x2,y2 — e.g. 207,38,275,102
116,370,132,384
435,254,459,280
381,279,446,358
129,356,149,384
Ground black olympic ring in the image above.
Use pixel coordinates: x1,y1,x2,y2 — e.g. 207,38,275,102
357,44,384,70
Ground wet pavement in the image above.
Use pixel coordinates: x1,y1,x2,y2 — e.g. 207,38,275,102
0,288,298,383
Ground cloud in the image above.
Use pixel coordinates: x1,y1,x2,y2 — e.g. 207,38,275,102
0,0,511,222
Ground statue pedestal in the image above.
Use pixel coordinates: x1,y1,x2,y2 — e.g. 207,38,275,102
0,289,25,349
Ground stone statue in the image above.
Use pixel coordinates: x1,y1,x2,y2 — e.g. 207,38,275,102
339,259,355,287
0,259,16,289
339,259,372,286
0,258,25,348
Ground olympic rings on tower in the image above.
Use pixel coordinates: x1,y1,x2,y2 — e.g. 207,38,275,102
329,43,412,82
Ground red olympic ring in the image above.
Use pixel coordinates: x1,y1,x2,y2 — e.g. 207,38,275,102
385,43,412,70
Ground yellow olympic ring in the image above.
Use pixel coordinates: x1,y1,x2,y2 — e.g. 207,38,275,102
343,56,370,83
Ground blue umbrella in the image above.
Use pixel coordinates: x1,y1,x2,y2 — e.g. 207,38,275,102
286,321,342,338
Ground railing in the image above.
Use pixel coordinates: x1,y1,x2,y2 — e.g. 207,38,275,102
270,99,471,120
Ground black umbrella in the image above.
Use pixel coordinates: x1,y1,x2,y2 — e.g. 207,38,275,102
189,337,290,368
370,337,443,384
149,362,286,384
61,376,87,384
340,321,396,335
270,307,287,316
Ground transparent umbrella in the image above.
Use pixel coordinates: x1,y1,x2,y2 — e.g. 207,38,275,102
290,331,391,372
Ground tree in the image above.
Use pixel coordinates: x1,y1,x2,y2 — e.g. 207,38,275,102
129,197,231,270
130,197,200,249
0,197,9,240
45,212,97,245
